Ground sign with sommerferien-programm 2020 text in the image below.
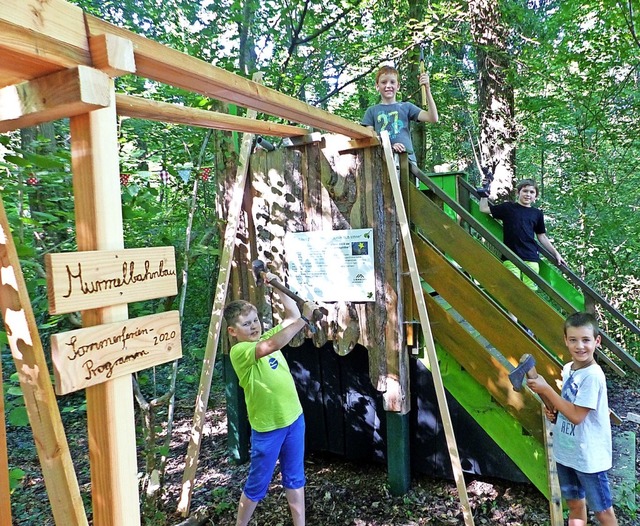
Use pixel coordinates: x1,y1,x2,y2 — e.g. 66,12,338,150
283,228,375,302
45,247,182,394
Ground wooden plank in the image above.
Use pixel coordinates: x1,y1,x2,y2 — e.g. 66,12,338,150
0,0,90,87
116,94,307,137
423,293,544,441
412,233,563,386
177,86,260,517
70,79,140,526
380,131,475,526
51,311,182,395
542,414,564,525
0,196,88,525
0,66,111,133
89,34,136,77
46,246,177,314
85,15,377,139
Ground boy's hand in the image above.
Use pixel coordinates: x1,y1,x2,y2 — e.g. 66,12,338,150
418,72,431,88
544,406,558,423
264,271,278,284
526,375,549,394
392,142,406,153
302,301,320,320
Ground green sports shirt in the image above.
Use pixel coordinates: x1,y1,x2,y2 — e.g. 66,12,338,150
230,325,303,432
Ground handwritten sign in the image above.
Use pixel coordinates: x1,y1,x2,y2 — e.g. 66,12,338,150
45,247,177,314
283,228,375,302
50,310,182,395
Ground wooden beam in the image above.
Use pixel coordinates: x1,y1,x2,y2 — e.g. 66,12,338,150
0,197,88,525
85,16,376,139
89,34,136,77
116,94,307,136
0,66,111,133
70,80,141,526
0,0,90,88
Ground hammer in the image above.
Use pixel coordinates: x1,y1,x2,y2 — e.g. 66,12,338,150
251,259,327,324
508,354,554,411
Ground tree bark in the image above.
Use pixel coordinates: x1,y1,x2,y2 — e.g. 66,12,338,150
468,0,516,198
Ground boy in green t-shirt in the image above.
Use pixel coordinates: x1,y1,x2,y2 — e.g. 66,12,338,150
223,273,318,526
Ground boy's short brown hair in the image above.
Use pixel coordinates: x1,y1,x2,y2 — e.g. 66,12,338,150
375,65,399,83
564,311,600,338
516,178,539,197
223,300,257,326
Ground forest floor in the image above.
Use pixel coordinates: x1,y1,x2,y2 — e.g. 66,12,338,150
5,364,640,525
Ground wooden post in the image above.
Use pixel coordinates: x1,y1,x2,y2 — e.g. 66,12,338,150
70,80,140,526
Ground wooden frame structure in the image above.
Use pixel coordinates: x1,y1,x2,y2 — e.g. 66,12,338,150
6,1,622,525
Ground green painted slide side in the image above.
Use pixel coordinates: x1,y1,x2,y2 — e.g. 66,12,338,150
423,345,550,498
468,200,585,310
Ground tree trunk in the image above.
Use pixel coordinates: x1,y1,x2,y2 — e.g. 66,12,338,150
468,0,516,198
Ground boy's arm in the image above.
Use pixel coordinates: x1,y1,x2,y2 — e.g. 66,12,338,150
536,233,565,266
255,273,318,359
526,375,591,425
417,73,438,123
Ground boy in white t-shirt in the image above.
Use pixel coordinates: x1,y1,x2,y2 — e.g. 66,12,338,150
527,312,618,525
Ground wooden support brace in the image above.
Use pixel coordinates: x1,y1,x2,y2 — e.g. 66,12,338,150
0,196,88,526
380,131,475,526
89,34,136,77
116,94,306,137
0,65,111,133
176,74,262,517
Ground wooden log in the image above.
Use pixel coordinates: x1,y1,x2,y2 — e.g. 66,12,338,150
0,66,111,133
116,94,308,137
70,79,140,526
0,197,88,525
380,131,475,526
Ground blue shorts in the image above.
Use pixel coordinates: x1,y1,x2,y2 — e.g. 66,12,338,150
244,414,306,501
556,463,613,513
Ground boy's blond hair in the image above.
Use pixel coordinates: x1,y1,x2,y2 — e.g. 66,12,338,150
375,65,399,83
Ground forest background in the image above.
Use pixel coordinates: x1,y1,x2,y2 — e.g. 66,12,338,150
0,0,638,524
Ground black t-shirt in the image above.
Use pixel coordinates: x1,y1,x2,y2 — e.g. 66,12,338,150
489,202,546,262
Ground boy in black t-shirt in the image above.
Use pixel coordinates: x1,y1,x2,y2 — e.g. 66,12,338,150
479,178,564,291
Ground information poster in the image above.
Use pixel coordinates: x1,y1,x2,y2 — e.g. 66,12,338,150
284,228,375,302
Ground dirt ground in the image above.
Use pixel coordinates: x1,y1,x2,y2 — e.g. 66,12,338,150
6,364,640,525
158,373,640,526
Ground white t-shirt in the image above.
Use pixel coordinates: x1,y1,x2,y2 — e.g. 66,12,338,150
553,362,612,473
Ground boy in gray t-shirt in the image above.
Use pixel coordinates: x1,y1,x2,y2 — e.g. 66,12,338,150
361,65,438,165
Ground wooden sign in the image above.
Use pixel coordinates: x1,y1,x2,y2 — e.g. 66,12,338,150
50,311,182,395
46,247,177,314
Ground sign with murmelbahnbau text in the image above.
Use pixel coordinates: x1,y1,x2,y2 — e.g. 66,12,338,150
45,247,177,314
